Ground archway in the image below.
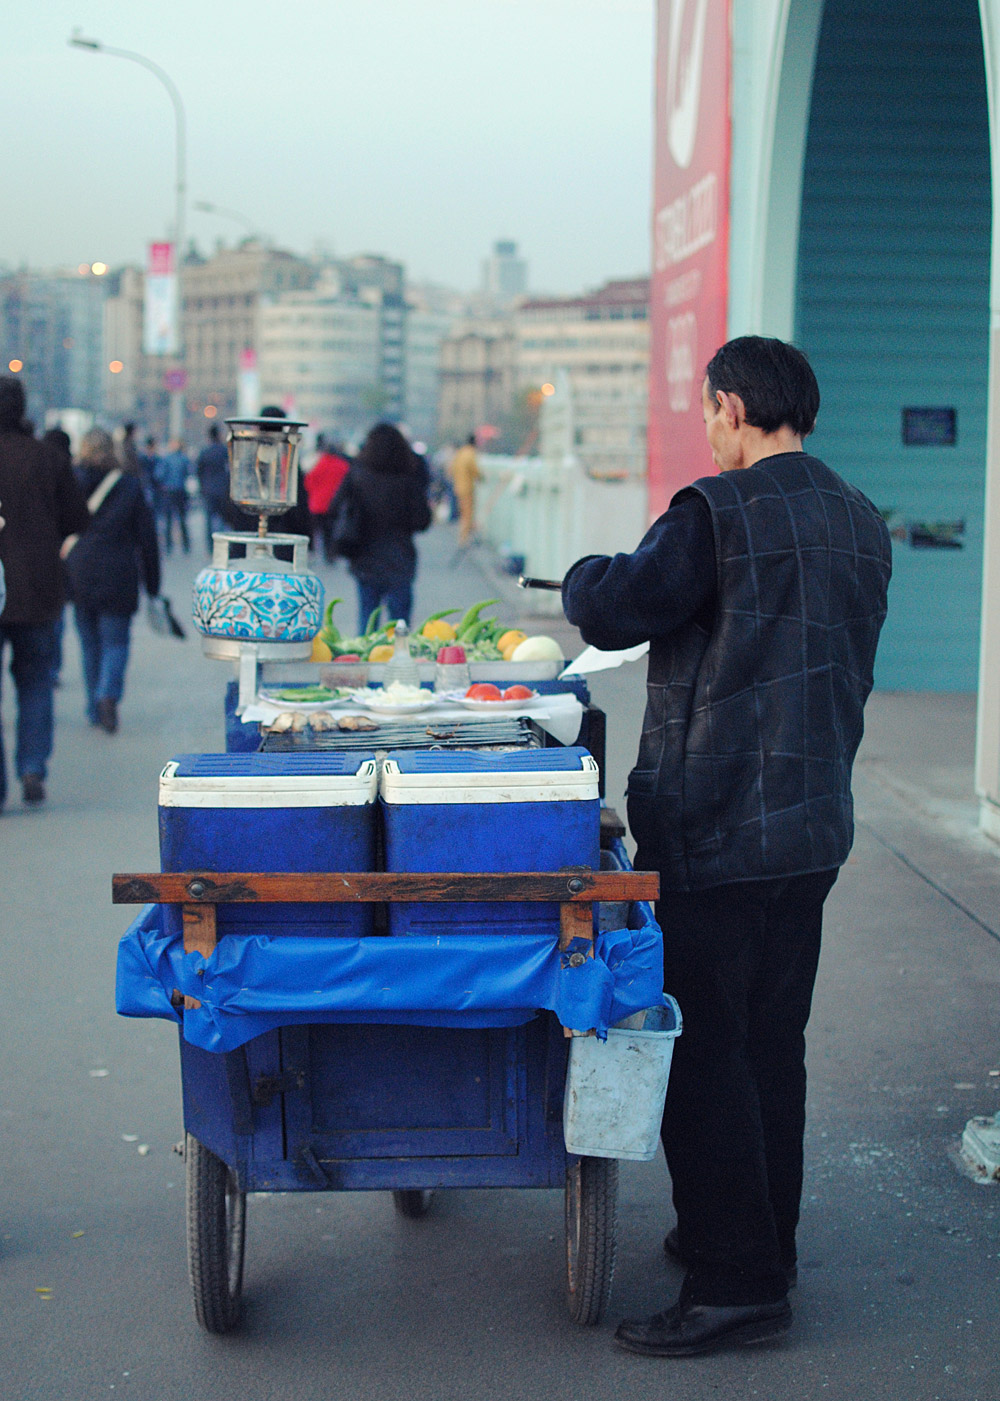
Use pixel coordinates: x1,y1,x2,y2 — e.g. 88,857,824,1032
794,0,992,690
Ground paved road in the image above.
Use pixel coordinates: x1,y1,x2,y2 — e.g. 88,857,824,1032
3,519,1000,1400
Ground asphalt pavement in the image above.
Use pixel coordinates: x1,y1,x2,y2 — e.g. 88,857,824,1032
2,515,1000,1401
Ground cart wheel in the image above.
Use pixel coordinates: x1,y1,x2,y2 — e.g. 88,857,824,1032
392,1189,434,1219
186,1133,246,1334
565,1156,618,1326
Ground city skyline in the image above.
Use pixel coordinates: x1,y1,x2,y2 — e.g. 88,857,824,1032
3,0,654,294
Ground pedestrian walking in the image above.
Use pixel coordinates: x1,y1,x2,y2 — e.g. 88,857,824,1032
65,428,160,735
304,435,350,562
448,434,481,547
562,336,892,1358
0,375,90,808
332,422,431,630
195,424,231,554
138,434,160,514
116,421,142,478
41,427,74,686
155,439,192,554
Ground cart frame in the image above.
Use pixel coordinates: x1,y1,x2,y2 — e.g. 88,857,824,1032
114,860,660,1332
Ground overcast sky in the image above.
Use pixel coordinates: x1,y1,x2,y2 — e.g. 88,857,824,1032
3,0,654,295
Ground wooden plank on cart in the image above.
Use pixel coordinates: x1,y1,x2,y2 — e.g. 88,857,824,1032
112,870,660,905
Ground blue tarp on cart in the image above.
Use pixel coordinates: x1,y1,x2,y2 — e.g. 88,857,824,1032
116,902,664,1054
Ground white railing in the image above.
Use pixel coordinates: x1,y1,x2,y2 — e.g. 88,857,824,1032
477,452,648,614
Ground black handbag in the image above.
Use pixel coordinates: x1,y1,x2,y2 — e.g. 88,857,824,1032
328,478,364,558
146,595,186,639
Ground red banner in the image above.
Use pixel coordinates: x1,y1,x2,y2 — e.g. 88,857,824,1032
647,0,731,520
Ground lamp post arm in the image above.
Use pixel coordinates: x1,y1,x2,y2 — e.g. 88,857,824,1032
69,38,186,256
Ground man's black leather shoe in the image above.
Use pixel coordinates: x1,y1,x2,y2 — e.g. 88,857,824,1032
615,1298,792,1357
663,1228,798,1289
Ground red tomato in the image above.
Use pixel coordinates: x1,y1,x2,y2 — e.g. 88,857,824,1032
502,685,535,701
465,683,502,701
333,654,361,663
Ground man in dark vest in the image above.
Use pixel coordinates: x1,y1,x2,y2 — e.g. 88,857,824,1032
562,336,891,1357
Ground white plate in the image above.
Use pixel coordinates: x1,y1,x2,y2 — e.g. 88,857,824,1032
352,693,437,715
259,691,345,711
455,692,540,711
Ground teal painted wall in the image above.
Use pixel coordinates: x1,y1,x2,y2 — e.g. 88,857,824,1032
796,0,991,690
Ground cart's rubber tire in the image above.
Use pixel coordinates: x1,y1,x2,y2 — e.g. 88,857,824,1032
185,1133,246,1334
392,1189,434,1219
565,1156,618,1326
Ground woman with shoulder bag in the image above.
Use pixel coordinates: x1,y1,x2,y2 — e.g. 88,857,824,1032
65,428,161,734
333,422,431,630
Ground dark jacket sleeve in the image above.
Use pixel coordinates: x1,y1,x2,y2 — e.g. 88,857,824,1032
561,490,717,650
133,486,161,597
54,457,91,540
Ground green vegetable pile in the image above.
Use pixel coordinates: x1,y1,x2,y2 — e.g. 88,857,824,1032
265,685,339,703
316,598,511,662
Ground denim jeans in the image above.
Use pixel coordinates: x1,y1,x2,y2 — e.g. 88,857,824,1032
356,579,413,633
162,489,189,554
0,620,59,805
74,607,132,723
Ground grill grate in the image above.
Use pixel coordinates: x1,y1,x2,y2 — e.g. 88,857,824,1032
260,715,544,754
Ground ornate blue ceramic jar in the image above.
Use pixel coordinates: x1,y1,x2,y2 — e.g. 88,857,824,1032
192,533,323,643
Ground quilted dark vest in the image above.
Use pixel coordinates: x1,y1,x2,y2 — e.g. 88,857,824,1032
626,452,891,891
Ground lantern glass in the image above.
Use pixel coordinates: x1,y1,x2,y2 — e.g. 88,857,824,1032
225,417,307,517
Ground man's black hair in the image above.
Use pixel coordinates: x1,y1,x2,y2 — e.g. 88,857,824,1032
0,375,26,432
207,423,220,441
705,336,819,437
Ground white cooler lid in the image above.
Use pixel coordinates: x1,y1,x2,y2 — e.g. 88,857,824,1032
159,754,378,808
380,753,599,805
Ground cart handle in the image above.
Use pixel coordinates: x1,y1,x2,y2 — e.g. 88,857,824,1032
112,869,657,906
113,868,658,961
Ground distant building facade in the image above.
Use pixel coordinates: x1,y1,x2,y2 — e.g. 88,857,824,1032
436,321,518,448
102,266,170,436
481,240,528,305
181,244,316,428
0,265,108,427
514,278,650,479
257,271,381,441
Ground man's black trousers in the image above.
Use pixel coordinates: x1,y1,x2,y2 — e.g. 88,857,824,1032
646,866,839,1307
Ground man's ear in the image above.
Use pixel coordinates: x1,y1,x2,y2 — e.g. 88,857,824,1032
715,391,743,429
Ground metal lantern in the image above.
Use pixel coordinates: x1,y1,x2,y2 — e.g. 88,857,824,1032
225,416,307,536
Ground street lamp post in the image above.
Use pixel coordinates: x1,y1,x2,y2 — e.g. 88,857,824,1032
69,32,188,439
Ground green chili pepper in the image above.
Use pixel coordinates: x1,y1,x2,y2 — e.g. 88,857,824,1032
321,598,343,646
457,598,500,640
364,605,385,636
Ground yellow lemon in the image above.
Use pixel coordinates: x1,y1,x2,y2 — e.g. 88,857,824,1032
310,636,333,662
422,619,458,642
368,643,394,663
498,629,527,660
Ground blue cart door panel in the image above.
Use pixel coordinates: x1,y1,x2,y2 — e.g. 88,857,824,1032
280,1023,522,1162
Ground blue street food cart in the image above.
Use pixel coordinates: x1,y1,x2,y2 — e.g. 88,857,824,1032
113,416,678,1336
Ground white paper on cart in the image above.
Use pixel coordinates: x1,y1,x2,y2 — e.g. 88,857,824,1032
559,642,650,678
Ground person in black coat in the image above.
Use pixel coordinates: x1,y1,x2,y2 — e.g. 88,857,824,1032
65,428,161,734
333,422,432,630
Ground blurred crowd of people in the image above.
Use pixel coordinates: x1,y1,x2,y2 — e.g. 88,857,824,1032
0,372,483,811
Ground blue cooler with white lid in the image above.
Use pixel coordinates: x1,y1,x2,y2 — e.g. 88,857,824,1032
380,746,601,937
159,752,378,936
